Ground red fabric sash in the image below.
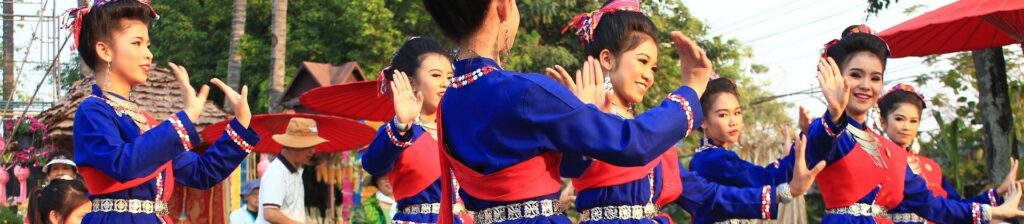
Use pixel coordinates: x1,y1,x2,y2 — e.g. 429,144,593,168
438,102,454,224
573,147,683,206
445,151,563,201
80,162,173,196
389,134,442,201
80,110,176,198
916,155,948,198
817,129,907,209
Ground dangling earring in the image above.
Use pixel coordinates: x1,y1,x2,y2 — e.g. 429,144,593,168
104,61,112,89
701,132,710,146
909,138,921,154
500,22,511,68
603,71,612,93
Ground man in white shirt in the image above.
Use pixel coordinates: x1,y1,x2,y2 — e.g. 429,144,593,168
230,180,260,224
256,118,326,224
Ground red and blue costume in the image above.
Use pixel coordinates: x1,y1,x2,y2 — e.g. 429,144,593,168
886,150,1002,224
686,140,795,223
807,111,993,224
74,85,258,224
436,57,783,224
364,123,462,224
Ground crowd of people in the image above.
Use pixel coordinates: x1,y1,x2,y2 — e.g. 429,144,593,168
24,0,1024,223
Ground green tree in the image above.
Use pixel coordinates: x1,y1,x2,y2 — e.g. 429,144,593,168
113,1,797,222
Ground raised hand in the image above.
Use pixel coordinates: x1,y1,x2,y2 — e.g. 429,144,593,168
991,182,1024,221
799,106,813,134
788,134,827,197
390,70,423,126
210,78,251,128
578,57,612,111
671,31,712,97
169,62,210,122
996,158,1020,195
545,65,577,94
816,57,850,123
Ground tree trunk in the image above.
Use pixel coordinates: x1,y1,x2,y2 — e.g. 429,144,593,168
225,0,247,113
3,0,14,103
972,47,1018,183
268,0,287,113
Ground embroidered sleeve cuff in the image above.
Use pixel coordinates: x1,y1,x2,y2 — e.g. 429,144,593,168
225,119,259,153
971,203,990,224
170,112,201,151
386,120,414,148
667,86,703,137
761,185,773,220
820,110,847,137
985,188,1001,206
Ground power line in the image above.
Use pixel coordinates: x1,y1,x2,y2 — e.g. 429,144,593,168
743,3,865,44
714,0,827,36
712,0,820,35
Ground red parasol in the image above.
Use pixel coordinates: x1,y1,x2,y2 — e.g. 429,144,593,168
202,113,375,154
878,0,1024,58
300,80,395,122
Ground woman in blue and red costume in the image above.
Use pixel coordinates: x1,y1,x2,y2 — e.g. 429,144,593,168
547,1,823,223
420,0,823,223
683,77,811,224
68,0,259,223
876,83,1020,224
363,37,465,224
806,25,1024,223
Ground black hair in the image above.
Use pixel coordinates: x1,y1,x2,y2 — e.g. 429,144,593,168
27,179,89,224
382,37,450,83
879,90,926,118
368,175,387,188
422,0,492,43
699,78,741,114
825,33,890,71
584,8,659,60
77,0,156,71
841,25,861,38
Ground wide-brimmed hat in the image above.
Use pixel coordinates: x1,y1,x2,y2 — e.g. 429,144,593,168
272,118,328,149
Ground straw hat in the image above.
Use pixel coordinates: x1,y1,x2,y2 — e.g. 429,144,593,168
272,118,329,149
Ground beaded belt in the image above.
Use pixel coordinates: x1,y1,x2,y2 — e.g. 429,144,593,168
401,203,441,215
712,219,763,224
472,199,561,224
579,203,658,222
826,203,889,218
889,213,927,223
92,199,169,215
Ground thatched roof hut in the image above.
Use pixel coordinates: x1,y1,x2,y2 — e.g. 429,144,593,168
38,68,230,152
280,61,365,113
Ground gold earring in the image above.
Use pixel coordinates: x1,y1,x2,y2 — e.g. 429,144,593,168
105,61,112,89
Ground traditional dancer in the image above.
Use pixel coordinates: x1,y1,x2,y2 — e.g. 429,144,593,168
69,0,258,223
549,1,823,223
421,0,821,223
806,25,1024,223
877,83,1017,224
363,37,463,223
684,77,807,224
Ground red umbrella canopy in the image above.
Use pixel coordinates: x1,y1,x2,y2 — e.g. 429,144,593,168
202,113,375,154
300,80,395,122
878,0,1024,58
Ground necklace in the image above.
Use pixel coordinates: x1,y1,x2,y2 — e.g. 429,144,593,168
846,125,889,169
95,92,153,133
415,116,438,139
